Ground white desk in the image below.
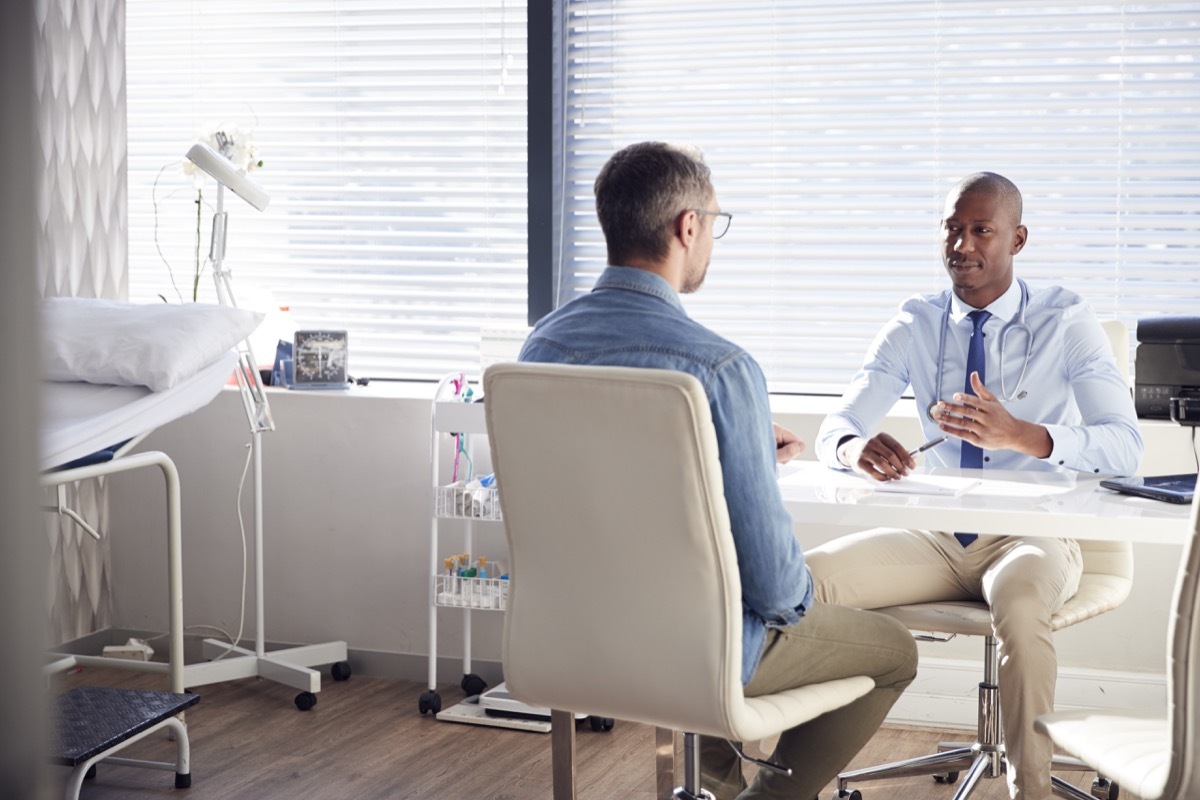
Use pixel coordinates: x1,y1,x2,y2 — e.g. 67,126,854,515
778,462,1192,546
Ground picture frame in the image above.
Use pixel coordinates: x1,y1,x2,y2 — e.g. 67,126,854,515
292,329,348,389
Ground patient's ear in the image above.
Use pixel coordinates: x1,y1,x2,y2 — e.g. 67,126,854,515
676,208,699,246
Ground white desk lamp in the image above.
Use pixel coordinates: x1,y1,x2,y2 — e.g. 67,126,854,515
185,142,273,434
182,142,348,710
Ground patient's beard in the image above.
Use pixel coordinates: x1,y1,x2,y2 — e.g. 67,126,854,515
681,258,710,294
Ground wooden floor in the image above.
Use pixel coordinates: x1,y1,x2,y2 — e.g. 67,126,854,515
49,666,1130,800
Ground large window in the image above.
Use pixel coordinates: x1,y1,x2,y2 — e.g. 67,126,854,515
126,1,528,380
126,3,1199,389
557,1,1200,392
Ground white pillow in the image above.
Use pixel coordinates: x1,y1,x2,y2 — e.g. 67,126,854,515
42,297,265,392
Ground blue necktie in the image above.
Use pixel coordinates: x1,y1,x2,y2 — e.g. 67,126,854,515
955,309,991,547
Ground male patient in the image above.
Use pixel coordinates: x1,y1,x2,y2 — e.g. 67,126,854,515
811,172,1143,800
519,141,916,800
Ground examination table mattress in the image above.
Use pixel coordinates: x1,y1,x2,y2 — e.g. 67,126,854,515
40,350,239,472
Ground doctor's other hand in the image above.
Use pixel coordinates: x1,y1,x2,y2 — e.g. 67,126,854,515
773,423,806,464
837,433,914,481
933,372,1052,459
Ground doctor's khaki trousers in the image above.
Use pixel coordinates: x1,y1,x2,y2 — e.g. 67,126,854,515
700,603,917,800
806,528,1083,800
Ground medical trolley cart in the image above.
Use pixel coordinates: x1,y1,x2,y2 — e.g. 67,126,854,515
419,374,614,733
420,373,506,718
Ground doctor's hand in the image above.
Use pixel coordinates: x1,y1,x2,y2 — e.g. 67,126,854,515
933,372,1052,459
837,433,914,481
773,423,806,464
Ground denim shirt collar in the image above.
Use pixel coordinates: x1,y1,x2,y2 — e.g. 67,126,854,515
593,265,686,312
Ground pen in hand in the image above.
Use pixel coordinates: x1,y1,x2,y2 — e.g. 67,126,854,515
907,436,947,457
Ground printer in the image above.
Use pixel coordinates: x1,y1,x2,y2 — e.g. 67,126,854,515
1135,315,1200,424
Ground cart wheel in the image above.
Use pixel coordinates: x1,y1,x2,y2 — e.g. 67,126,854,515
835,790,862,800
1091,777,1118,800
461,673,487,697
331,661,352,681
418,690,442,715
588,716,615,732
933,771,960,784
295,691,317,711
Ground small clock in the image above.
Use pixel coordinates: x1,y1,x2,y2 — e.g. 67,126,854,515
292,329,348,389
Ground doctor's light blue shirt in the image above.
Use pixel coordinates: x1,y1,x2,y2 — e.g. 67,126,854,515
519,266,815,685
817,280,1143,477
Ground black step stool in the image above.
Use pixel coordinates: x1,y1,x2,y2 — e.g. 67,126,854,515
51,686,200,799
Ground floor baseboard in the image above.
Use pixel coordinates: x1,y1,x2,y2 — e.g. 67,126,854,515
888,655,1167,729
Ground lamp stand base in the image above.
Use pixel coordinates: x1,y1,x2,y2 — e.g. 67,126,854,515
181,639,349,709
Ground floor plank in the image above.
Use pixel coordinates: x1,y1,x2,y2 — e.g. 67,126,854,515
48,666,1131,800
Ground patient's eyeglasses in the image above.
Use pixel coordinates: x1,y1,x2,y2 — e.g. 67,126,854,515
693,209,733,239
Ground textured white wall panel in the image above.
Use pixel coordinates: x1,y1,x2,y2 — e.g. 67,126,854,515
35,0,126,643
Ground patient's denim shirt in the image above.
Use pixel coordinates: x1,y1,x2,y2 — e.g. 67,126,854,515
519,266,814,684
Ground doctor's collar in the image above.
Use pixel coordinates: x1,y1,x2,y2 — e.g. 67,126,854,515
949,279,1023,324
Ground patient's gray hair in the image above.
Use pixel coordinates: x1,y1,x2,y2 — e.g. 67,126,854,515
593,142,713,266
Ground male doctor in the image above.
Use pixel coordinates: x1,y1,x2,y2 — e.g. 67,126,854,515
810,172,1142,800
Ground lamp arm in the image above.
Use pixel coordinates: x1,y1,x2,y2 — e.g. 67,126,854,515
210,182,275,435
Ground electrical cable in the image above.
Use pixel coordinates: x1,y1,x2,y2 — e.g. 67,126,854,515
204,439,254,661
151,159,185,303
144,441,255,660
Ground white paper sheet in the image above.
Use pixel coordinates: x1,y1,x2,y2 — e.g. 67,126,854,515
866,475,982,497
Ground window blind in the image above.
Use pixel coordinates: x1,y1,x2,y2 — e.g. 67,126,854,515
558,1,1200,393
126,0,528,380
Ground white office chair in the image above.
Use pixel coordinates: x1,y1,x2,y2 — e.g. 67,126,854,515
1035,473,1199,800
1102,319,1131,388
483,362,875,800
834,319,1136,800
832,541,1132,800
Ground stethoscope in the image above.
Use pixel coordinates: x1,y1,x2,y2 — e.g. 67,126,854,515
927,278,1034,423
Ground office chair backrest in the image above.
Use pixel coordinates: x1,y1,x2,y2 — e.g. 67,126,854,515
1100,318,1130,386
1167,475,1200,798
1051,319,1136,630
1053,539,1134,629
484,363,745,739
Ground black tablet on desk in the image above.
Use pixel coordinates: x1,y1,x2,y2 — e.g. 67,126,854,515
1099,473,1196,504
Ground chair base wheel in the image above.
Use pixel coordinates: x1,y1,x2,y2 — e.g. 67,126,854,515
1091,777,1119,800
418,690,441,715
671,789,716,800
460,673,487,697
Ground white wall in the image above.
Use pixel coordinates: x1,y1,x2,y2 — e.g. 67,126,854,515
105,383,1195,717
107,383,472,664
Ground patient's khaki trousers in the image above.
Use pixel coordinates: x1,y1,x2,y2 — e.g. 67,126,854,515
806,529,1083,800
701,602,917,800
